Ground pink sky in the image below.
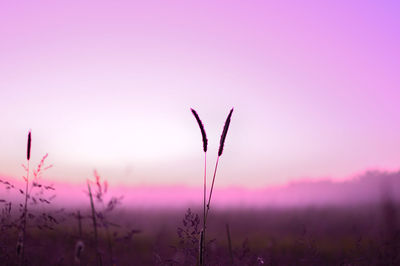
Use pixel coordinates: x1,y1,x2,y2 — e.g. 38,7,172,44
2,169,399,209
1,1,400,189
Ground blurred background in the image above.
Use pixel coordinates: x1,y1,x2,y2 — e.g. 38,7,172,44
2,1,400,265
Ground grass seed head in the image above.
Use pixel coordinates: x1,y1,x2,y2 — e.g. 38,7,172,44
27,131,31,161
218,108,234,156
191,108,208,152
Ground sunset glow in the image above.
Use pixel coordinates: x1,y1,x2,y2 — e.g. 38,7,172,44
3,2,400,265
1,1,400,189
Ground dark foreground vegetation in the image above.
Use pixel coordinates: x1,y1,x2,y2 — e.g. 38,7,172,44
1,200,400,265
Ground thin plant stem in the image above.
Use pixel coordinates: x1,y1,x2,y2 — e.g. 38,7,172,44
88,181,102,266
205,156,220,222
203,155,220,265
19,160,29,266
190,108,208,265
198,230,204,266
201,152,207,266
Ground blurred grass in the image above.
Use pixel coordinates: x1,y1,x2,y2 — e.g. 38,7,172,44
1,204,399,265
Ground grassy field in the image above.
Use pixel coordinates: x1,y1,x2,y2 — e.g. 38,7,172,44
2,129,399,265
1,202,399,265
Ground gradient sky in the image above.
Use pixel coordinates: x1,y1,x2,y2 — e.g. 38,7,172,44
1,1,400,188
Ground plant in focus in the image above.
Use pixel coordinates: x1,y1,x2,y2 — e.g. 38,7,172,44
190,108,208,265
191,108,234,265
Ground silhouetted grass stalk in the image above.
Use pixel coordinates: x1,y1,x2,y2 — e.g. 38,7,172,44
198,230,204,266
18,131,31,266
87,181,102,266
191,108,208,266
192,108,233,265
205,108,233,221
226,223,233,265
202,152,206,265
202,109,233,265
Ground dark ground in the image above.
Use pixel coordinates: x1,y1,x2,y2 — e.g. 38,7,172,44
1,201,400,265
